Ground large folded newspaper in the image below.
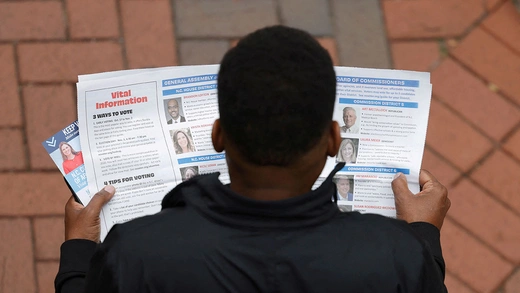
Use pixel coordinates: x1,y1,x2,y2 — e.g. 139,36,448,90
44,65,432,240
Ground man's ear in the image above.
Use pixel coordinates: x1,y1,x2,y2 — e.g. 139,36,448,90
211,119,225,152
327,121,341,157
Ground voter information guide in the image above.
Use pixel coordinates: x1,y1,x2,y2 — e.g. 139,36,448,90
46,65,431,241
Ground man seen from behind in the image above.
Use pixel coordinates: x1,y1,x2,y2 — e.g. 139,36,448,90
56,25,450,293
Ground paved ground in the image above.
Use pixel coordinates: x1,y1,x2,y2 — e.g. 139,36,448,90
0,0,519,292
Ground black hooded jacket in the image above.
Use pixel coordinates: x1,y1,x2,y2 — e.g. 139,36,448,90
56,165,447,293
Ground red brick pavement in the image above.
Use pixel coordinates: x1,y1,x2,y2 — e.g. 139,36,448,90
386,1,520,292
0,1,519,292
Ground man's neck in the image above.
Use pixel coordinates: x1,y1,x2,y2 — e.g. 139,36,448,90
226,149,327,201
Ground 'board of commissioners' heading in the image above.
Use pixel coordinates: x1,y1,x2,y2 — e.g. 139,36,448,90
96,89,149,109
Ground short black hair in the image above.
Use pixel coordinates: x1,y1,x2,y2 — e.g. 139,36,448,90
217,25,336,166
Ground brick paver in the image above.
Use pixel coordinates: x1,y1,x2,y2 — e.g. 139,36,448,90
441,219,514,293
383,0,484,39
66,0,120,39
36,261,60,293
0,174,69,215
0,1,66,41
445,273,477,293
332,0,390,68
486,0,507,11
482,1,520,55
431,58,520,141
1,1,519,292
504,269,520,293
179,40,229,65
449,179,520,262
175,0,279,37
452,27,520,105
426,99,493,171
23,84,77,169
33,217,65,260
471,151,520,215
421,148,461,187
121,0,178,68
0,219,35,293
18,42,124,82
0,45,22,127
391,41,440,72
279,0,333,36
0,129,26,171
504,128,520,161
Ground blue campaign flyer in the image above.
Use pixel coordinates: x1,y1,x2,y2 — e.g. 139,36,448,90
42,120,91,205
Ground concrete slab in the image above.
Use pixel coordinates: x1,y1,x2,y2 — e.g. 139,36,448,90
175,0,278,37
331,0,391,68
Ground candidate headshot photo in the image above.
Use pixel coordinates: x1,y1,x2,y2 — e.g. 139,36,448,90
59,141,84,175
333,175,354,201
180,166,199,182
340,106,359,134
336,138,359,164
165,98,186,124
171,128,196,155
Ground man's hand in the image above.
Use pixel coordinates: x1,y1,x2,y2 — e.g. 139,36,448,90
392,170,450,230
65,186,116,242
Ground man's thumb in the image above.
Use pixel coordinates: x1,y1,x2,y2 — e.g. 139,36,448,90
85,185,116,214
391,173,413,199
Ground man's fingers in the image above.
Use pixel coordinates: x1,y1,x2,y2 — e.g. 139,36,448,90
65,195,84,213
418,169,438,189
84,185,116,216
391,173,414,199
65,196,76,211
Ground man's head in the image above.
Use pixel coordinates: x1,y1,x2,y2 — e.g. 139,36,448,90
215,25,338,166
167,99,180,120
343,107,357,129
